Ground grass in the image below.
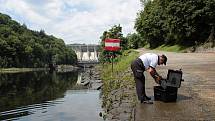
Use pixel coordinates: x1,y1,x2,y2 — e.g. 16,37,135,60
99,50,139,111
142,43,187,52
100,50,138,81
155,44,187,52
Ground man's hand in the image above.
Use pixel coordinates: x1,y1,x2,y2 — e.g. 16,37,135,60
147,67,162,84
155,76,162,84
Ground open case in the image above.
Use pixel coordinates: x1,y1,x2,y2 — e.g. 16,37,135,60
166,69,183,88
154,69,183,102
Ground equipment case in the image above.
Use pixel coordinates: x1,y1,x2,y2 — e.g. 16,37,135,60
154,69,183,102
154,86,178,102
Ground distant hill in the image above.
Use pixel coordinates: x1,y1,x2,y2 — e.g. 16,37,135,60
0,13,77,68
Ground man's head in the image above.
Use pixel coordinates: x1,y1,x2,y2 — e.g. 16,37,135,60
159,54,167,65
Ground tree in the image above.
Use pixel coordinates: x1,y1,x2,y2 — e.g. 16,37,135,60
126,33,145,49
99,25,124,63
135,0,165,48
0,12,77,68
135,0,215,48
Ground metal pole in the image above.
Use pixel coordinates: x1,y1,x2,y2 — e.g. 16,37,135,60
112,55,113,73
111,52,113,77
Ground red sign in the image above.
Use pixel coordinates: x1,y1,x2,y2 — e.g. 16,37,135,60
104,39,121,51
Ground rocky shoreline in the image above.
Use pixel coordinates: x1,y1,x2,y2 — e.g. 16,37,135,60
76,67,103,90
100,68,137,121
77,65,137,121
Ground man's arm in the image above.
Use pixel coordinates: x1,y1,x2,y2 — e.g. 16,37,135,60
147,66,162,84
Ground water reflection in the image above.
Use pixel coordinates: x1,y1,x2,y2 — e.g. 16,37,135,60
0,71,78,112
0,99,64,121
0,71,103,121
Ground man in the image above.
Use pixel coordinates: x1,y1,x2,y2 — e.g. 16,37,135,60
131,53,167,103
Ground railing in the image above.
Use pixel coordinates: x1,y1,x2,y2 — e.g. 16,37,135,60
78,60,99,64
68,44,100,62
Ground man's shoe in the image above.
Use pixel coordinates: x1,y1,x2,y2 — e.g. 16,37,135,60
144,96,151,100
142,100,153,104
140,96,151,103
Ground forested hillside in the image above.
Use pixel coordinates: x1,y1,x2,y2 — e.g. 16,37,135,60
135,0,215,48
0,13,77,68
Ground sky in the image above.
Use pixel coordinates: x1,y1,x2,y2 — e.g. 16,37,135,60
0,0,142,45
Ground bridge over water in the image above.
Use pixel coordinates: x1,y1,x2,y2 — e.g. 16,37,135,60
67,44,100,64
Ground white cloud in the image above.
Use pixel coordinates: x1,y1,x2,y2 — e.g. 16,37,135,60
0,0,141,44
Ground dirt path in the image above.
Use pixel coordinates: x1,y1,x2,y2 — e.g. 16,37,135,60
135,49,215,120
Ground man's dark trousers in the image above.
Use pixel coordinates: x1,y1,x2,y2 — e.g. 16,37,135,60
131,58,146,101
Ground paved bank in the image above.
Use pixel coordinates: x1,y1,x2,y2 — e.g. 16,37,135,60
102,48,215,121
135,49,215,121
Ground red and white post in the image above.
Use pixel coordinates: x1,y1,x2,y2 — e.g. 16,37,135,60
104,39,121,77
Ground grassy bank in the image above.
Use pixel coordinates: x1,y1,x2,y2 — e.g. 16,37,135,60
155,44,187,52
154,43,215,53
100,50,139,112
143,44,187,52
100,50,138,81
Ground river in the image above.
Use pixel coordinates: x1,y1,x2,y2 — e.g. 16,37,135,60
0,70,103,121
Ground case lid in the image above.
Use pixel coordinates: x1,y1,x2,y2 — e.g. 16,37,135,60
166,69,183,88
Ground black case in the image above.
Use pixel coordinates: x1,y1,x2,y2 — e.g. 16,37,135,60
154,86,178,102
154,69,183,102
166,69,183,88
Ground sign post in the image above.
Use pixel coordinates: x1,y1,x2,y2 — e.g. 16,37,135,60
104,39,121,77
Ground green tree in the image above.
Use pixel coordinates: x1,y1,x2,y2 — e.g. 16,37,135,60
135,0,215,48
99,25,125,63
0,12,77,68
126,33,145,49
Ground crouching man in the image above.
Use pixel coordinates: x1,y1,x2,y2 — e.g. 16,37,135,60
131,53,167,103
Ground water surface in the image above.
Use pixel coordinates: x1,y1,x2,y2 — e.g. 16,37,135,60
0,71,103,121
